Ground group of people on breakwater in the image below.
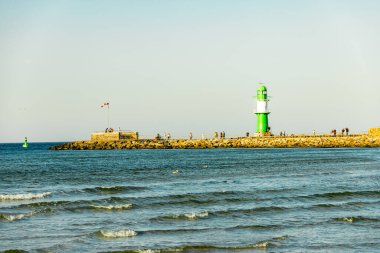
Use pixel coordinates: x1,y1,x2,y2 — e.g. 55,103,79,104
151,128,352,140
330,128,350,137
104,128,114,133
156,131,227,140
155,133,172,140
190,131,226,140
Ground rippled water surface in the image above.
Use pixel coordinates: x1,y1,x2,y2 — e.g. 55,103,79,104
1,143,380,252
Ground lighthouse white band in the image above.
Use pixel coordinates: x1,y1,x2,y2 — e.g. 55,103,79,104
256,101,269,113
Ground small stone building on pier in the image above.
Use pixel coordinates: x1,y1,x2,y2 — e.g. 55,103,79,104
91,131,139,141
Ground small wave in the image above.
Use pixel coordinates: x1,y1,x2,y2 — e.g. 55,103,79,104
309,200,380,210
334,216,380,223
183,211,209,219
83,186,148,194
0,213,29,221
18,199,133,212
90,204,132,210
0,192,51,201
19,200,95,212
0,210,40,222
312,203,338,208
152,211,209,221
155,191,250,200
107,240,281,252
211,206,287,217
306,190,380,199
232,224,282,230
20,200,71,208
97,229,137,238
124,190,263,209
151,206,286,221
272,235,289,241
139,227,212,235
137,224,283,236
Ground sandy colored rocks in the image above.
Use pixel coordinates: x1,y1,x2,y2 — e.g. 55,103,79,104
368,127,380,137
49,135,380,150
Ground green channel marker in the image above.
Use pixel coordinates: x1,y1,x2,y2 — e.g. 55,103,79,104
23,137,29,148
255,85,270,134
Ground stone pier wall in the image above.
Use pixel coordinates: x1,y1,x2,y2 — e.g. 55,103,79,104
50,135,380,150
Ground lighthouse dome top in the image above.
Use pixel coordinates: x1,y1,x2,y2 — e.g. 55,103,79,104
256,85,268,100
257,85,267,92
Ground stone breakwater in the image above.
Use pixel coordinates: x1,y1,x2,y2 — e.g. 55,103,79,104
50,135,380,150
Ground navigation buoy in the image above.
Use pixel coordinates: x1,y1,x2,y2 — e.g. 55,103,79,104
23,137,29,148
255,85,271,135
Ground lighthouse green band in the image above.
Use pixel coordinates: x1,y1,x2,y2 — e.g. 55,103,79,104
256,113,269,133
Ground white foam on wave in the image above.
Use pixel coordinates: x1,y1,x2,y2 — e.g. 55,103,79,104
98,186,114,189
180,211,209,220
0,192,51,201
91,204,132,210
0,211,37,221
0,213,27,221
253,241,269,249
99,229,137,238
342,217,354,223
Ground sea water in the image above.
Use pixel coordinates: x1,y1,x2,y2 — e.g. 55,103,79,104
1,143,380,252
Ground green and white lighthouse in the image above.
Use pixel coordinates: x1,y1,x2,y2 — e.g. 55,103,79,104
255,85,270,135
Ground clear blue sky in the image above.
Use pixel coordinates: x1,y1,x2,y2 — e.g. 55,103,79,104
1,0,379,142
